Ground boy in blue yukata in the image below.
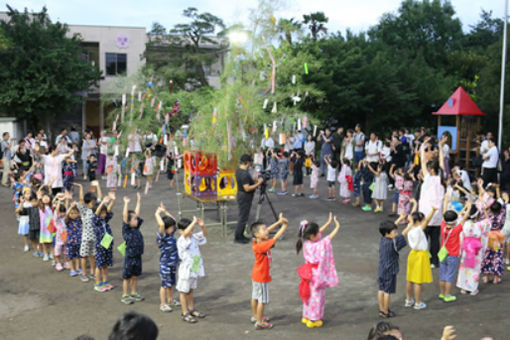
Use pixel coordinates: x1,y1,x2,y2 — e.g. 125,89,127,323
377,219,407,318
155,202,180,312
121,193,144,305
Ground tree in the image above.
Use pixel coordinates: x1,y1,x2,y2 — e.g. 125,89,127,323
302,12,328,40
276,18,302,44
0,6,102,130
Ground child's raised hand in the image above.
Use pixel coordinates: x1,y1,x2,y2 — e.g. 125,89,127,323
159,201,166,211
108,191,116,200
441,326,456,340
197,218,205,227
136,192,141,200
333,216,340,227
123,196,130,204
327,212,333,223
91,180,99,187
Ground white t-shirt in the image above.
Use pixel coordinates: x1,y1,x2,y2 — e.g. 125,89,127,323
99,137,109,155
261,137,275,149
442,144,450,156
365,140,381,163
177,232,206,280
407,226,428,250
482,146,498,169
480,140,489,154
458,169,472,191
380,145,391,162
327,164,336,182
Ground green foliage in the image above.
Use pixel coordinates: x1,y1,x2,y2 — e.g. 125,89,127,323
302,12,329,40
0,6,102,129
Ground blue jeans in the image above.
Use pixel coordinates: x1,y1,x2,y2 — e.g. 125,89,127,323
362,182,372,204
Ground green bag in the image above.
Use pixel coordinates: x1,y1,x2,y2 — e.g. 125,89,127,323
100,233,113,249
117,242,126,257
191,255,201,273
438,227,453,263
369,182,375,191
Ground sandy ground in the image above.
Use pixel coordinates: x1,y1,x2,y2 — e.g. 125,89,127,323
0,173,508,340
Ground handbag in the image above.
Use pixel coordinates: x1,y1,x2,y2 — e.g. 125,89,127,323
100,223,113,249
438,227,453,263
47,219,56,233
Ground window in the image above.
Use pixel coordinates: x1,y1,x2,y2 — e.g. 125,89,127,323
105,53,127,76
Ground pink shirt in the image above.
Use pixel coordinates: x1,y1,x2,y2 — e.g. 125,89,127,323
42,154,66,188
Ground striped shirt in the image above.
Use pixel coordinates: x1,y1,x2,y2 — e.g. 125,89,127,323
378,235,407,280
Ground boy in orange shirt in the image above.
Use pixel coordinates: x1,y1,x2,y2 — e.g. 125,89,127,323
250,213,288,330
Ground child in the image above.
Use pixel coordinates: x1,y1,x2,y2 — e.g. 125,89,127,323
87,154,98,182
438,202,471,302
291,151,305,197
480,200,507,284
39,192,54,262
369,162,388,213
155,203,180,312
401,200,436,310
121,193,144,304
361,160,374,211
267,149,279,193
250,214,288,330
352,161,362,208
53,198,69,271
74,181,102,282
105,152,118,190
277,151,290,195
296,213,340,328
377,220,407,318
309,159,320,199
23,190,42,257
337,158,352,204
389,164,402,216
166,151,176,189
324,155,337,201
456,205,491,295
92,192,116,292
16,189,31,252
398,172,414,219
143,149,155,195
176,217,208,323
66,203,83,276
62,158,77,193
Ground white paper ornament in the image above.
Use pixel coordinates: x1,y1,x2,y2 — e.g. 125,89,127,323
271,102,277,113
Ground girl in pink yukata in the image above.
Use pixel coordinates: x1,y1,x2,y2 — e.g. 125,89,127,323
296,213,340,328
337,158,352,204
53,198,69,272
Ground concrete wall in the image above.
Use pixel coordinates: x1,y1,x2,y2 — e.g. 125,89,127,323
0,118,25,141
67,25,147,93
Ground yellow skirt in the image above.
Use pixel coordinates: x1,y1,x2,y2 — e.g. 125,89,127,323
407,250,433,284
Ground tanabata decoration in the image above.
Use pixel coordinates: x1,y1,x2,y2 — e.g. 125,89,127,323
125,147,130,159
302,115,308,129
272,120,277,133
313,125,317,137
271,102,277,113
264,38,276,95
164,113,169,124
292,74,296,85
291,94,301,106
212,108,217,124
163,134,168,145
109,137,116,144
263,98,269,109
298,118,302,131
279,133,286,145
304,63,309,75
112,114,119,133
137,91,142,102
138,103,144,120
121,94,126,122
150,97,155,108
264,124,268,139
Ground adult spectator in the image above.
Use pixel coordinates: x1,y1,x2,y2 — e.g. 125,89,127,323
317,128,333,176
304,134,315,159
55,128,71,145
1,132,13,187
128,129,143,153
341,129,355,162
365,133,382,164
292,130,304,151
353,124,365,164
39,129,48,143
332,127,344,162
390,138,406,169
108,311,158,340
69,127,81,146
481,138,499,185
480,132,494,155
81,132,97,179
14,139,32,172
39,145,74,195
452,165,472,192
234,154,264,244
36,132,48,152
24,131,35,151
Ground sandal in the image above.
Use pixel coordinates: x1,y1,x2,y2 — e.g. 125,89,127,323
189,309,206,318
378,311,389,318
181,312,197,323
493,276,502,284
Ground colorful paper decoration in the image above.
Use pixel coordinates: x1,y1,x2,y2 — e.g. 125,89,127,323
150,97,155,108
137,103,144,120
313,125,317,137
264,124,268,139
279,133,286,145
212,108,217,124
272,120,277,133
263,98,269,109
137,91,142,102
304,63,309,74
271,102,277,113
292,74,296,84
163,134,168,145
298,118,302,131
303,115,308,129
125,147,130,159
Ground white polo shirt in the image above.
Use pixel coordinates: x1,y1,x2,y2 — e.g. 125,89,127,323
365,140,381,163
482,146,499,169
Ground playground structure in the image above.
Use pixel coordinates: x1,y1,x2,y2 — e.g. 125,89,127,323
433,86,487,173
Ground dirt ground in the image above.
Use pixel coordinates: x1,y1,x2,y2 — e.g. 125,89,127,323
0,173,508,340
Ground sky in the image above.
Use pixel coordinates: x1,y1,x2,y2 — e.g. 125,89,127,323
0,0,505,34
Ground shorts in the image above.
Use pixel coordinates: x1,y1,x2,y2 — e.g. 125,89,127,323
280,171,289,181
176,277,198,293
29,230,40,241
160,264,177,288
54,243,66,257
80,239,96,257
392,192,399,204
293,174,303,185
67,243,81,259
328,181,335,188
378,275,397,294
123,256,142,279
252,281,270,304
439,256,459,283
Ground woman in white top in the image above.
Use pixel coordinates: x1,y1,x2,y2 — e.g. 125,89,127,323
81,132,97,179
401,200,437,310
304,134,316,158
341,129,354,162
97,130,109,176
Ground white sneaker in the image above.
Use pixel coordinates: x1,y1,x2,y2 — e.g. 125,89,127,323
404,298,414,307
42,254,49,261
160,304,173,312
23,245,29,252
470,289,479,296
430,264,436,269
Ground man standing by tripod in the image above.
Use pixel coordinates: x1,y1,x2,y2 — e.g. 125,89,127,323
235,154,264,244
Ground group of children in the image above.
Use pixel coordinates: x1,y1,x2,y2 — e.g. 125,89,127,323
377,184,510,318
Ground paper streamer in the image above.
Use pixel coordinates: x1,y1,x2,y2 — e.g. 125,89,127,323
131,172,136,186
292,74,296,84
168,80,173,94
212,108,217,124
263,98,269,109
131,85,136,97
114,145,119,157
304,63,309,75
150,97,155,108
137,103,144,120
264,124,268,139
137,91,142,102
271,102,277,113
272,120,277,133
279,133,286,145
123,174,128,189
313,125,317,137
122,93,126,106
298,118,302,131
174,146,178,156
164,113,169,124
163,134,168,145
303,116,308,129
125,147,130,159
121,106,125,123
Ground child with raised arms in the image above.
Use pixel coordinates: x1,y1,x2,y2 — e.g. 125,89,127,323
155,203,180,312
296,212,340,328
176,216,208,323
121,193,144,304
250,214,288,330
66,202,83,276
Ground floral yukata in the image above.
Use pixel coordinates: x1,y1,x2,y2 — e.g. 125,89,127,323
456,219,490,292
481,205,507,277
297,233,338,321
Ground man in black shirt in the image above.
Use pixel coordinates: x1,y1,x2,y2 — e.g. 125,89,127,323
234,154,263,244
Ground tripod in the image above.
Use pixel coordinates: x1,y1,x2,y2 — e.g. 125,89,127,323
255,183,278,222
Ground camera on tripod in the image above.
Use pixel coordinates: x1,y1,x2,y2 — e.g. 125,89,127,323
258,170,271,193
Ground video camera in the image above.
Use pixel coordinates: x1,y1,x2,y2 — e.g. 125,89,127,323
258,170,271,193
